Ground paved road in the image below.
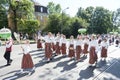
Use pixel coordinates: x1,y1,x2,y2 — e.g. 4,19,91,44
0,44,120,80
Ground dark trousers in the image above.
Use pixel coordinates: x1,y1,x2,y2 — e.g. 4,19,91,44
4,51,11,64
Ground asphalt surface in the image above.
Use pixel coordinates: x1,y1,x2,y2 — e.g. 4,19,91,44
0,43,120,80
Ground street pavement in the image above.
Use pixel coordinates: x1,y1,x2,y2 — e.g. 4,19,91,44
0,43,120,80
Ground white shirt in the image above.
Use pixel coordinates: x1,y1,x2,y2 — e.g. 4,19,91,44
21,44,31,54
75,40,83,46
44,35,52,43
83,39,89,44
6,40,13,48
55,36,61,46
101,41,108,49
88,40,99,52
61,38,67,44
68,39,75,49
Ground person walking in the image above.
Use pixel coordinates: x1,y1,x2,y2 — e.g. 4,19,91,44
18,40,35,75
88,35,99,67
68,35,75,60
75,35,83,62
61,35,67,56
83,36,89,56
4,37,13,66
44,32,53,63
101,38,108,61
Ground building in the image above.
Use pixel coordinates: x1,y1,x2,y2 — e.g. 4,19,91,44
34,2,48,30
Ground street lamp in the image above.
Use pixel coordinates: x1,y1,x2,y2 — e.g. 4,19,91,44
61,7,69,34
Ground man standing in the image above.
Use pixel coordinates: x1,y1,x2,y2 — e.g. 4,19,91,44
4,37,13,66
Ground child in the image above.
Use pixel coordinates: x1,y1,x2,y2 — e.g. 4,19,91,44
18,40,35,75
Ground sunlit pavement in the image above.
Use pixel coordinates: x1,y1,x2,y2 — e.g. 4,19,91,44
0,44,120,80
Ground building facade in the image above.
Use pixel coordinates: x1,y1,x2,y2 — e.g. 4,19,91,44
34,2,48,30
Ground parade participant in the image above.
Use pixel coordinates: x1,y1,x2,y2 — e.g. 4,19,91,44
55,33,61,55
19,40,35,75
75,35,83,62
88,35,99,67
97,36,102,46
51,34,56,54
108,35,112,46
61,35,67,56
115,37,119,47
4,37,13,66
101,38,108,61
44,32,53,63
83,36,89,56
37,34,43,50
68,35,75,59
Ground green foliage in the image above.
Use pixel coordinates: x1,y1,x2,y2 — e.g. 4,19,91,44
77,6,113,34
10,0,35,19
90,7,113,34
45,13,61,33
0,0,8,29
44,13,72,37
47,2,61,14
44,2,120,36
71,17,88,37
18,19,40,34
112,8,120,31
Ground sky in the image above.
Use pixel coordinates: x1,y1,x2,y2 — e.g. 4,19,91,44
34,0,120,17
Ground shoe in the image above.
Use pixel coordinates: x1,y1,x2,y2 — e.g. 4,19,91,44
9,59,13,64
46,61,50,63
32,67,35,72
89,64,92,67
28,72,32,76
16,69,23,74
50,58,53,60
5,64,11,66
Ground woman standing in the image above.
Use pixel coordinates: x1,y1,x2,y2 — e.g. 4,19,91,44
68,35,75,59
88,36,99,67
101,38,108,61
83,36,89,56
55,33,61,55
44,32,53,63
75,35,83,62
61,35,67,56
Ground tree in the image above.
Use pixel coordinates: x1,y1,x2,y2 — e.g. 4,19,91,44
8,0,35,32
0,0,8,29
47,2,61,14
18,19,40,39
89,7,113,34
76,6,94,33
44,14,61,33
112,8,120,31
71,17,88,37
61,13,72,37
85,6,94,23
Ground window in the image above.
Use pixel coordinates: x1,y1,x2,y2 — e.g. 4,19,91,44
41,7,43,12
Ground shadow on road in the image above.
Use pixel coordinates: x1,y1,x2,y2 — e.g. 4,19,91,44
77,66,96,80
2,70,35,80
0,70,18,77
53,59,73,69
96,58,120,79
0,65,9,69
